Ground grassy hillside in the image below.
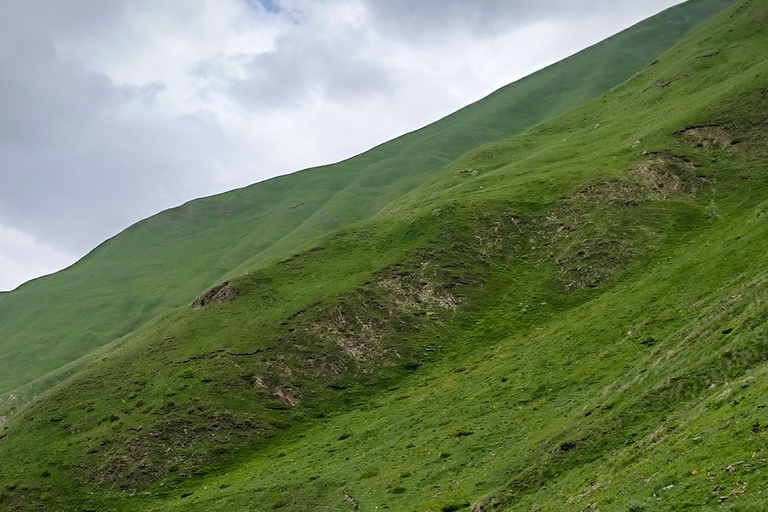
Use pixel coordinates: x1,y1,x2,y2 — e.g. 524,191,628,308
1,0,767,510
0,0,735,402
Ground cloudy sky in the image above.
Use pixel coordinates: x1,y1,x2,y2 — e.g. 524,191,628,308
0,0,685,291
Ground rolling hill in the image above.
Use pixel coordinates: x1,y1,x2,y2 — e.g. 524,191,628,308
4,0,768,511
0,0,734,406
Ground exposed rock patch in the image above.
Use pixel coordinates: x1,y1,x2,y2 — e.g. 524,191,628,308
273,389,299,406
192,282,239,309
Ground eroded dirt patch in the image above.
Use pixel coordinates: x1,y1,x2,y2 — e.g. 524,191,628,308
301,264,463,365
675,117,768,159
192,282,239,309
274,389,299,406
631,155,699,198
678,125,735,149
93,411,261,490
531,154,706,290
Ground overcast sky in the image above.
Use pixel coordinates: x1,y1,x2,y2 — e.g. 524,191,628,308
0,0,685,291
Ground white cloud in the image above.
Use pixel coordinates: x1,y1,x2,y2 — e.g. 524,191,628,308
0,223,78,291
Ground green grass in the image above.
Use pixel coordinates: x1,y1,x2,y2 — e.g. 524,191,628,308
4,0,768,511
0,0,734,402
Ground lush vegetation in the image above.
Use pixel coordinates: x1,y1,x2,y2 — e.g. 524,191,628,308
0,0,732,402
5,0,768,511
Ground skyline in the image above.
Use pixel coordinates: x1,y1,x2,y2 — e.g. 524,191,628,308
0,0,685,291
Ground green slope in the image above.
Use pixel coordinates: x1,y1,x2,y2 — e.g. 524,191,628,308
1,0,767,510
0,0,734,401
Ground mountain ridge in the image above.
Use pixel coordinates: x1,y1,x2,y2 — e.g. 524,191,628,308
0,0,734,400
3,0,768,510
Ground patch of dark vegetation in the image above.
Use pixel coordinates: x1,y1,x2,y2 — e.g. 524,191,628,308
359,469,378,479
403,359,421,371
441,503,470,512
278,246,326,267
86,411,263,491
625,501,648,512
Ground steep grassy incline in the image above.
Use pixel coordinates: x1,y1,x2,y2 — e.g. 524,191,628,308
1,0,766,510
0,0,734,400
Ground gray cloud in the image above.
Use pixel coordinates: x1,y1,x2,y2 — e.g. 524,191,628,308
0,1,222,253
4,0,127,37
221,28,394,110
361,0,683,41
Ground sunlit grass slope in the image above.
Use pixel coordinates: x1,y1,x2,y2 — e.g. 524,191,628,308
1,0,767,510
0,0,734,401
